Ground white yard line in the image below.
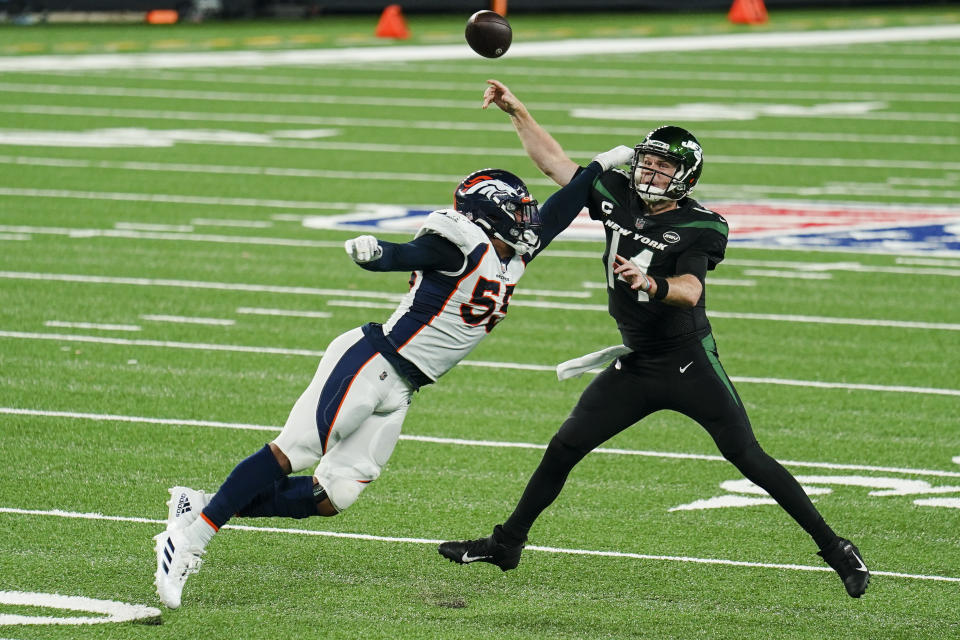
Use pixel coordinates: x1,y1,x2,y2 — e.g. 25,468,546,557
1,83,958,124
0,505,956,583
0,187,368,211
0,154,472,184
114,221,193,232
372,59,960,88
49,68,960,105
0,225,347,248
3,151,960,173
139,314,235,326
0,332,956,396
599,52,960,71
326,300,403,310
4,407,960,478
1,270,957,330
1,104,956,145
2,216,960,263
1,25,959,71
897,257,960,267
43,321,141,332
0,270,405,299
703,182,960,200
190,218,273,228
236,307,332,319
0,270,607,300
707,311,960,331
740,270,833,280
725,258,960,277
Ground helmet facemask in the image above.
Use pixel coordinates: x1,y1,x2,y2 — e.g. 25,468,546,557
631,149,682,204
629,126,704,204
487,194,541,254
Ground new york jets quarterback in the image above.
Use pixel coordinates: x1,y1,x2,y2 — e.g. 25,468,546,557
439,79,870,600
153,150,635,610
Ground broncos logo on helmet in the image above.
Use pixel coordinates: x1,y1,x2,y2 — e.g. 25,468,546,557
454,169,541,255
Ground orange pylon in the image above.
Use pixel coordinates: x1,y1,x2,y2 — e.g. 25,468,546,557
728,0,768,24
375,4,410,39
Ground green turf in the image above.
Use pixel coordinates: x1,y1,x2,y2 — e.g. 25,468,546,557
1,7,959,639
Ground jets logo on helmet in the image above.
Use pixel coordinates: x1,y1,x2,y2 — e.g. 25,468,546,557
630,125,704,204
454,168,541,255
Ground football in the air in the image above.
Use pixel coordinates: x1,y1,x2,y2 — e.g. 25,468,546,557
465,10,512,59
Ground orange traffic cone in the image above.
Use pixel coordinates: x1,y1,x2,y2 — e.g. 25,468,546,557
375,4,411,39
728,0,768,24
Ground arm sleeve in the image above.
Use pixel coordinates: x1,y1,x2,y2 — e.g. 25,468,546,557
359,233,464,272
530,162,602,257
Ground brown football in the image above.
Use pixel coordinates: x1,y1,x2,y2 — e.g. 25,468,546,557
465,10,512,59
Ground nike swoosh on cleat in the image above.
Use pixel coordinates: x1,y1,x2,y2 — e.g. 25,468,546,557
852,552,868,572
461,552,493,563
679,361,693,373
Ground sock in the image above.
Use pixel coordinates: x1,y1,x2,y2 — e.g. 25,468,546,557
200,444,286,531
183,512,217,548
236,476,317,519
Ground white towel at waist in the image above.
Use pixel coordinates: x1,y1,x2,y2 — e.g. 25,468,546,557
556,345,633,381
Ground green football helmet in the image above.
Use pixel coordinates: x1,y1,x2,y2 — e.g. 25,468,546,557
630,125,704,203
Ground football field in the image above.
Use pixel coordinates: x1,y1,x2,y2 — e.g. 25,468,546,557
1,6,959,638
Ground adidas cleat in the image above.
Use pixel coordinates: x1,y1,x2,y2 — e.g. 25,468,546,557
818,537,870,598
154,528,205,609
438,526,524,572
166,486,210,530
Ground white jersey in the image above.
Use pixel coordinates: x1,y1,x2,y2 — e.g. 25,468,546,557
381,209,527,381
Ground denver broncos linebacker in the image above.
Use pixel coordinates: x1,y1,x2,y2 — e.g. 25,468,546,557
438,79,870,599
153,150,636,609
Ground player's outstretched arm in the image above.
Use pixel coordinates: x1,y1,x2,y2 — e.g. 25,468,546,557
483,79,578,187
533,146,634,253
344,234,463,273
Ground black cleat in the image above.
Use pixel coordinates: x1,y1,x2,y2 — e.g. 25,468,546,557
818,537,870,598
438,526,524,572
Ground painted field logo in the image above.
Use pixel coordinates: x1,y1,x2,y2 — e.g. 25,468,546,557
304,201,960,255
671,472,960,512
0,591,161,626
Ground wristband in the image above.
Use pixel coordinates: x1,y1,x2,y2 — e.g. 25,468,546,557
638,274,652,292
652,277,669,300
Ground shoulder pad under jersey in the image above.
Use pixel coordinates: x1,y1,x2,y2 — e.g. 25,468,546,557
415,209,488,254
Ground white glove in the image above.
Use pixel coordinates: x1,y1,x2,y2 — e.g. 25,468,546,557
592,145,635,171
344,235,382,263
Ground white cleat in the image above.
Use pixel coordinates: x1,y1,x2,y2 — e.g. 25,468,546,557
154,528,205,609
166,486,210,530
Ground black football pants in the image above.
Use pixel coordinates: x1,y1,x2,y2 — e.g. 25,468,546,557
501,334,834,548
